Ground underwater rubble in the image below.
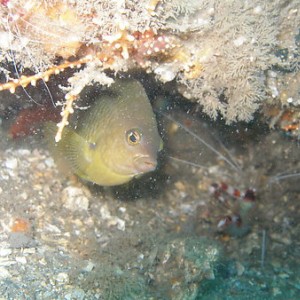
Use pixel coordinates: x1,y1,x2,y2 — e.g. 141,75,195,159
0,110,299,299
0,1,300,299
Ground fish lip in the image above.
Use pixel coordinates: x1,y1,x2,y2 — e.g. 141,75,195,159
133,155,157,173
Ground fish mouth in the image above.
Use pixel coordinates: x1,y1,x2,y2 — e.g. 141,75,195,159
133,155,157,174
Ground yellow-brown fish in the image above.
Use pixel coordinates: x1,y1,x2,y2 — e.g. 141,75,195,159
47,79,162,186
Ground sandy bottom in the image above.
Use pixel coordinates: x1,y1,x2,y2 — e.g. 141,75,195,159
0,104,299,299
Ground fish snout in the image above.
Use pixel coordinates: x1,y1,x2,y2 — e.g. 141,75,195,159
133,154,158,174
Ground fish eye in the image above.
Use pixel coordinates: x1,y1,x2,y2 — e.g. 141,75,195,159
126,129,142,145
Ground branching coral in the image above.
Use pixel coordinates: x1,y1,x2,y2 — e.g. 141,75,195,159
0,0,299,137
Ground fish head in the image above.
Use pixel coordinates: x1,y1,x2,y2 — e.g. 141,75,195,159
101,119,163,178
125,125,163,174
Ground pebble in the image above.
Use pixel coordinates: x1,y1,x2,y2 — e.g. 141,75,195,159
236,261,245,276
4,157,18,169
8,232,36,248
270,233,292,245
0,257,16,266
118,206,126,213
17,149,31,156
23,248,36,254
37,162,46,170
0,248,12,257
272,287,282,296
0,267,11,279
15,256,27,264
55,272,69,284
0,174,9,180
45,157,55,168
19,192,28,200
82,261,95,272
64,288,85,300
100,205,126,231
62,186,90,211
